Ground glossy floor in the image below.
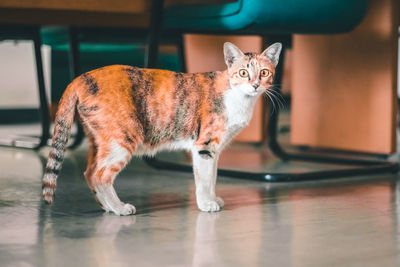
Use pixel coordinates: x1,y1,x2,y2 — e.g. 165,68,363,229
1,143,400,267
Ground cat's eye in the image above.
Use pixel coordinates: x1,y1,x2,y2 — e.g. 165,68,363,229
260,69,270,78
238,69,249,78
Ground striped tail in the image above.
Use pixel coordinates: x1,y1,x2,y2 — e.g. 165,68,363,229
42,83,78,204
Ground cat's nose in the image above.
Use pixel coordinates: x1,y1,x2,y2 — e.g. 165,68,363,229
252,84,259,90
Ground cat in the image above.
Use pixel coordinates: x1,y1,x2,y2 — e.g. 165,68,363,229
42,42,282,215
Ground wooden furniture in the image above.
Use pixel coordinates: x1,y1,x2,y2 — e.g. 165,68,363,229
291,0,399,154
0,0,228,27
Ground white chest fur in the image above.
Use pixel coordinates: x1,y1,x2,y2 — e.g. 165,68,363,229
219,87,259,150
223,88,258,132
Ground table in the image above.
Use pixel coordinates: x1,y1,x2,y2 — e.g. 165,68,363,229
0,0,230,27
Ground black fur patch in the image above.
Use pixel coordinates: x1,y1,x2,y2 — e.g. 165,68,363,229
213,97,224,114
227,56,235,67
123,129,135,144
125,67,149,141
244,52,256,59
78,104,99,115
173,73,188,139
49,151,63,162
199,150,213,158
52,119,68,150
45,167,60,176
81,73,99,95
205,72,216,79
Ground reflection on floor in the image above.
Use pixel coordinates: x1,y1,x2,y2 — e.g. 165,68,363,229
0,142,400,267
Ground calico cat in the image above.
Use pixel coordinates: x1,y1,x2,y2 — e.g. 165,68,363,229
42,42,282,215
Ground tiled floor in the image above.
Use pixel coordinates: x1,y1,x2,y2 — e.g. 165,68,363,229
1,137,400,267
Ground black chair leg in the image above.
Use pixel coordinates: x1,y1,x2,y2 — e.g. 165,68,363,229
66,27,85,149
0,27,50,150
177,34,187,73
33,28,50,149
145,37,399,181
145,0,164,68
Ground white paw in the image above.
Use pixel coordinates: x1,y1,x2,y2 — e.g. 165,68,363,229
215,196,224,208
197,198,223,212
94,185,136,216
105,202,136,216
115,203,136,216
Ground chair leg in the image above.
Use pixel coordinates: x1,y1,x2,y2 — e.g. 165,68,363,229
68,27,81,80
66,27,85,149
32,27,50,149
145,0,164,68
177,34,187,72
145,36,399,181
0,27,50,149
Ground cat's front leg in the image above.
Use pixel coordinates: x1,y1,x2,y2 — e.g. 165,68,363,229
191,148,224,212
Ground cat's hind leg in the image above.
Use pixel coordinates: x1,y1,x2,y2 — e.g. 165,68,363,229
192,148,224,212
84,134,97,180
86,140,135,216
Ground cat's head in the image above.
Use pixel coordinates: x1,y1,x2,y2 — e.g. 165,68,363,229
224,42,282,97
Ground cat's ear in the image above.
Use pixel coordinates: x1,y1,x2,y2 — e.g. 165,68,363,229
261,43,282,67
224,42,244,68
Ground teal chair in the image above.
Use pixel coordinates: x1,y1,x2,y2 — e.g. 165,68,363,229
145,0,399,181
165,0,367,34
162,0,368,71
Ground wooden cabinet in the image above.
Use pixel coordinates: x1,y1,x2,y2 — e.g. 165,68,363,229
291,0,399,154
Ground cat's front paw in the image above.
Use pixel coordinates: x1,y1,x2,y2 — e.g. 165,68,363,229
105,202,136,216
215,196,224,208
197,197,224,212
118,203,136,216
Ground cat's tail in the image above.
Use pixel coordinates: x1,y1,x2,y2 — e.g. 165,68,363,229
42,82,79,204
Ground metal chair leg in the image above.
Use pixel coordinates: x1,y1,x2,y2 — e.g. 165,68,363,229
177,34,186,72
0,27,50,150
145,37,399,181
145,0,164,68
66,27,85,149
33,28,50,149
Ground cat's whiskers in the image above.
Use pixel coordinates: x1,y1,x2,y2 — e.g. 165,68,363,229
268,89,286,110
263,87,286,113
267,85,287,107
263,90,277,114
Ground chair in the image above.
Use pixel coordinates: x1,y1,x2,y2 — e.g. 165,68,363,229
0,25,50,149
144,0,399,181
